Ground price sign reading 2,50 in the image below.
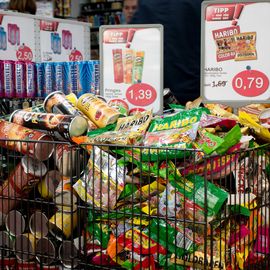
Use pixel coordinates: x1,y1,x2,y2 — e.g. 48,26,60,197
126,83,157,106
232,70,269,97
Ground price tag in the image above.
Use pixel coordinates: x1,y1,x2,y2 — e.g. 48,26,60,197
232,69,269,97
16,45,33,62
69,50,83,61
126,83,157,106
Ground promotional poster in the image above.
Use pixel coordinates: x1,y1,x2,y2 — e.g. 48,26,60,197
202,1,270,105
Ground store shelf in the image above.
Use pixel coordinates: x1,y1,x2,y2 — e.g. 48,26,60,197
81,8,122,15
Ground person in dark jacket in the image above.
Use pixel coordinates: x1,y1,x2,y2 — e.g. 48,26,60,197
131,0,202,105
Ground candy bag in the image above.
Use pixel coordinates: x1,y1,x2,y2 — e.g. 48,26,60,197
199,113,237,130
115,110,152,133
196,128,224,154
148,107,210,132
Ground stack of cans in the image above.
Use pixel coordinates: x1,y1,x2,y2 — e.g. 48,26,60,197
0,60,100,99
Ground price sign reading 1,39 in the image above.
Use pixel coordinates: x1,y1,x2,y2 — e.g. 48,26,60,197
126,83,157,106
232,69,269,97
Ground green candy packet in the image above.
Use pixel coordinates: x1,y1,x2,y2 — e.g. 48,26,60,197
215,124,242,155
148,107,210,132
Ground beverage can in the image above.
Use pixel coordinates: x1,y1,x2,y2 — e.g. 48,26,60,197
15,25,20,45
69,62,80,96
44,62,55,97
0,60,4,98
15,61,26,98
91,60,100,95
3,60,15,98
25,62,36,98
65,92,77,106
36,63,45,98
54,62,64,92
78,61,90,97
62,62,70,95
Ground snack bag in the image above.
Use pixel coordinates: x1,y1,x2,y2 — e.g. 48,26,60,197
196,128,224,154
148,107,209,132
115,110,152,133
234,32,257,61
73,147,125,209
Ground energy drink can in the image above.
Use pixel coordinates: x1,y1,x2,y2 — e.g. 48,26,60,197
15,61,26,98
69,62,80,96
54,62,64,92
25,62,36,98
0,157,47,224
0,231,14,257
0,120,54,161
49,211,77,241
44,62,55,97
38,170,62,200
59,240,79,268
91,60,100,95
77,93,121,128
0,60,4,98
36,237,57,265
14,233,36,261
36,63,45,98
3,60,15,98
62,62,70,95
78,61,90,97
29,211,49,239
5,210,26,236
54,178,77,212
9,110,88,141
54,144,76,177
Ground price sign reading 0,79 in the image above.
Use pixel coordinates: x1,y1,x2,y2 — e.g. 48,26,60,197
126,83,157,106
232,69,269,97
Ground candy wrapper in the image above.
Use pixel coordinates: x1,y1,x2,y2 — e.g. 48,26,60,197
158,174,228,222
86,131,144,145
181,143,240,179
148,107,209,132
73,147,125,209
115,110,152,133
196,128,224,155
144,219,199,259
199,113,237,131
239,111,270,142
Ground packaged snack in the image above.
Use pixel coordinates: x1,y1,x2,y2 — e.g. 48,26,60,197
122,254,156,270
199,113,237,130
108,99,129,116
117,228,167,255
144,219,196,258
73,147,125,210
234,32,257,61
112,49,124,83
206,104,239,121
148,107,209,132
215,124,242,155
115,110,152,133
158,174,228,222
86,130,143,145
239,111,270,142
181,144,240,179
196,128,224,154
